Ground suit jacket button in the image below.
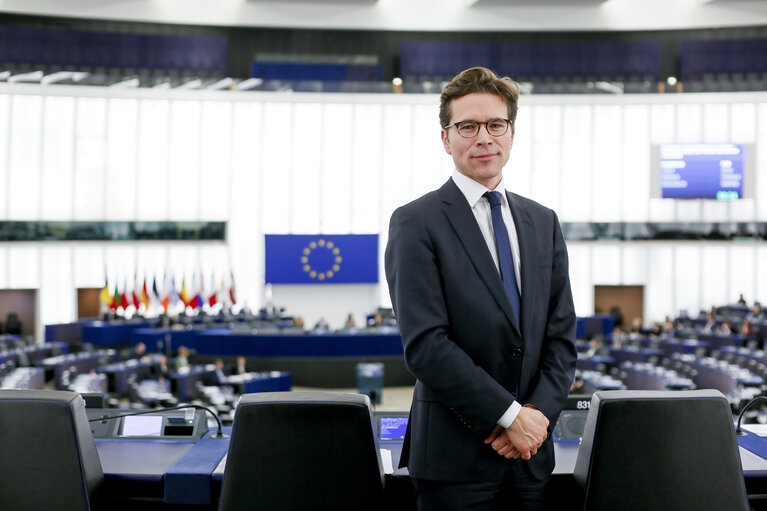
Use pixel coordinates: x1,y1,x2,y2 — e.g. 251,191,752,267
512,349,523,358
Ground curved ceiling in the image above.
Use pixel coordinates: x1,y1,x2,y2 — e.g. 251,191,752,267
1,0,767,32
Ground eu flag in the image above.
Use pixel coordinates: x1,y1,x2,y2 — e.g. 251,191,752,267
265,234,378,284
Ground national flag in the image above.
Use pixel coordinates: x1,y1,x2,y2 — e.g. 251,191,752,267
264,234,378,284
99,283,113,308
180,277,190,308
141,279,149,309
111,285,120,311
152,274,160,300
229,270,236,304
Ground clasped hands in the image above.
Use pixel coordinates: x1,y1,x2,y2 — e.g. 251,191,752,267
483,406,549,460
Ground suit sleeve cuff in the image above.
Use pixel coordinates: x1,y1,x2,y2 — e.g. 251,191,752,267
497,401,522,429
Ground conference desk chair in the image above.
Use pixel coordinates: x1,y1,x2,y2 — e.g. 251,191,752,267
574,389,749,511
0,389,104,511
218,391,385,511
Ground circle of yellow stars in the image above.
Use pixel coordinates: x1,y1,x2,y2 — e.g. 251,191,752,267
301,239,342,281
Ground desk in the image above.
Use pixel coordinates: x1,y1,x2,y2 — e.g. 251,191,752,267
82,320,151,347
95,424,767,511
38,350,117,388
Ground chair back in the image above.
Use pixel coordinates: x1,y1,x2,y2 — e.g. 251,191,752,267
573,389,749,511
219,391,385,511
0,389,104,511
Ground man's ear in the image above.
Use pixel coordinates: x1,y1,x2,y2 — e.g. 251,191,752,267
441,129,451,155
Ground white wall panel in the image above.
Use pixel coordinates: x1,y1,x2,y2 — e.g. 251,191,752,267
560,105,591,221
507,106,532,197
676,103,702,143
728,245,755,305
351,104,383,234
41,96,75,220
622,105,650,221
136,99,170,220
757,104,767,221
0,248,8,288
106,98,138,220
9,95,42,219
700,245,729,311
529,105,561,210
567,244,593,316
673,245,701,317
8,246,39,288
731,103,756,144
590,244,621,285
757,245,767,306
411,104,444,200
260,102,292,233
73,97,106,220
381,104,414,226
321,103,353,233
40,247,74,326
199,101,232,221
290,102,322,233
649,104,676,221
703,103,729,143
0,95,8,219
168,100,201,220
645,245,673,322
621,244,648,284
592,106,622,221
73,245,105,288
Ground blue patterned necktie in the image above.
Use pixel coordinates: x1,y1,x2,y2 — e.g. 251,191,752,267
484,191,521,327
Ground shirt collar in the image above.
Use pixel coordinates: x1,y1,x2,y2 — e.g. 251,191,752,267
451,168,507,208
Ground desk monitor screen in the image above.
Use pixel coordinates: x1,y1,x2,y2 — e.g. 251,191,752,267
378,415,408,441
120,415,163,437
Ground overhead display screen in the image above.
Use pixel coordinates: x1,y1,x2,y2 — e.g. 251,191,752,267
659,143,745,200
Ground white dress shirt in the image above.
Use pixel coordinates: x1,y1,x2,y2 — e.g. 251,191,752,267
451,169,522,428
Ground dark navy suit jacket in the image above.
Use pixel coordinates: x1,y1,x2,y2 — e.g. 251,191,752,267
385,178,577,482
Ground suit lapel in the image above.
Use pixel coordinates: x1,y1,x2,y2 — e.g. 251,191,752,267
507,191,535,341
439,179,521,335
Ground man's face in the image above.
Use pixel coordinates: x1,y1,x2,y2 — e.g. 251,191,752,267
441,92,514,190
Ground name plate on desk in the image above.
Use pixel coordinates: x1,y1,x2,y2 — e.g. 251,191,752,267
87,408,209,440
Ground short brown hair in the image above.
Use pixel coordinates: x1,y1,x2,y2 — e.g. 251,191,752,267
439,67,520,128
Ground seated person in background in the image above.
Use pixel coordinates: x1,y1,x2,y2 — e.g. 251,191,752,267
229,356,247,376
150,354,171,382
312,316,330,333
344,313,356,329
737,293,747,306
718,319,733,335
701,313,716,334
292,316,305,329
121,341,149,362
629,316,642,334
586,338,602,357
748,303,764,322
662,316,675,333
175,346,190,372
649,322,663,337
611,326,627,347
367,312,384,331
203,359,228,385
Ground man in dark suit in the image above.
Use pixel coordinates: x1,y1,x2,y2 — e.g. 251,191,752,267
385,67,577,510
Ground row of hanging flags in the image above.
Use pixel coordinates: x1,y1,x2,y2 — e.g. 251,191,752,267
99,270,236,314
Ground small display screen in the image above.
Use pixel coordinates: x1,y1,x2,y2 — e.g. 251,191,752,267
378,416,408,440
659,143,745,200
121,415,163,437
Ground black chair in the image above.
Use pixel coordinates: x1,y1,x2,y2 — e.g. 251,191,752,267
218,391,385,511
0,389,104,510
573,389,749,511
5,312,21,335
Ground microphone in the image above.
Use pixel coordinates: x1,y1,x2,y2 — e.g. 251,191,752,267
88,403,229,439
735,395,767,436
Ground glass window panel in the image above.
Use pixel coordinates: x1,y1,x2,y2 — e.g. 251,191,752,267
105,245,137,293
106,98,138,220
757,104,767,221
351,104,382,234
8,246,39,288
381,104,414,230
9,95,42,220
321,103,353,233
673,245,701,318
168,100,201,220
758,246,767,306
621,244,648,284
731,103,756,144
41,96,75,220
530,106,562,210
291,103,322,233
0,248,7,288
592,105,622,221
560,106,591,221
677,200,701,222
676,103,702,143
0,95,9,220
200,101,232,221
701,245,729,310
703,103,728,143
622,105,650,221
702,199,728,222
136,100,170,220
261,102,292,233
74,97,106,220
728,246,755,305
40,247,74,325
231,102,262,241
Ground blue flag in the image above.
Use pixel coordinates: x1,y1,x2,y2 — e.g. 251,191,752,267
265,234,378,284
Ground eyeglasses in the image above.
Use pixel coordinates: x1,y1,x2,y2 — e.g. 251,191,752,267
443,118,513,138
